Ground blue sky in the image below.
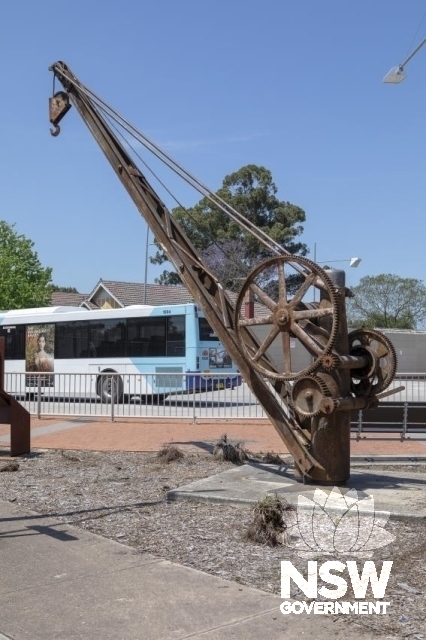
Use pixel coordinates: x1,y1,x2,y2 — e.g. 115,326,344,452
2,1,426,294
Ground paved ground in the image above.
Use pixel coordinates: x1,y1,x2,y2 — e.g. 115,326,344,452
1,416,426,457
0,498,379,640
1,416,425,639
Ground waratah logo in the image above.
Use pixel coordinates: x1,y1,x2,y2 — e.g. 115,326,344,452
286,487,395,558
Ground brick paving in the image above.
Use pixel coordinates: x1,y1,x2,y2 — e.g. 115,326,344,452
1,416,426,457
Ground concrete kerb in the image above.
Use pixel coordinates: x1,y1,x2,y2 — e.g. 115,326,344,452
351,454,426,464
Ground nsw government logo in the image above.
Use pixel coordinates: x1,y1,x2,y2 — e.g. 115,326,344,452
280,486,395,616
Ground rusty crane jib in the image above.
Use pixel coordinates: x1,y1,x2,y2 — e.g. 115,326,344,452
48,61,400,484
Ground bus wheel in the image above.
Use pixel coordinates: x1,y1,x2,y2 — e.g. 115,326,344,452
97,373,123,404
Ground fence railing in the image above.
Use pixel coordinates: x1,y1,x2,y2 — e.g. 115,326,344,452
4,371,266,422
4,372,426,439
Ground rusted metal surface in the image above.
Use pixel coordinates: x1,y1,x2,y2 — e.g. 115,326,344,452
0,338,30,456
49,90,71,136
307,271,351,483
0,337,3,391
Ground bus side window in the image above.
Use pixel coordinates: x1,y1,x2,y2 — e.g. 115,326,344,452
198,318,219,342
2,325,26,360
166,316,185,357
147,335,166,356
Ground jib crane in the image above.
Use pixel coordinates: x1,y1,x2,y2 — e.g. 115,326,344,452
48,61,400,484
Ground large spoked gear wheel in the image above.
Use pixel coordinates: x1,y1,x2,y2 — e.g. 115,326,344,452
234,255,340,380
348,329,397,397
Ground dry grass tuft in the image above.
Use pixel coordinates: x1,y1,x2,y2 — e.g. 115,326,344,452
157,443,184,463
244,494,293,547
261,452,284,465
213,434,249,463
0,461,20,472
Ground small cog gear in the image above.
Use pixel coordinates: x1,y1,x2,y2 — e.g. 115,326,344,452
320,353,340,371
291,372,339,418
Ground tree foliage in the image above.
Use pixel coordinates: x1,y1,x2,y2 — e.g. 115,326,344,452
50,285,79,293
347,274,426,329
0,221,53,310
151,165,307,291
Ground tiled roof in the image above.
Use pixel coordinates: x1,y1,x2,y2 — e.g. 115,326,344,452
98,281,194,306
50,292,90,307
50,280,268,316
81,300,101,310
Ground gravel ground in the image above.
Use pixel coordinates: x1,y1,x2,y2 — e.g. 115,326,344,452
0,448,425,639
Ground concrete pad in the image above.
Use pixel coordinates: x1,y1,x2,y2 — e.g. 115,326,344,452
167,461,426,520
0,506,157,595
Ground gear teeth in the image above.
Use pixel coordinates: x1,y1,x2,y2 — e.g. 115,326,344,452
348,329,397,396
234,255,342,382
320,397,339,415
313,372,340,397
320,354,340,370
291,372,339,418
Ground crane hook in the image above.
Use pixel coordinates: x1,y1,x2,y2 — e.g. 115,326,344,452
49,91,71,138
50,124,61,137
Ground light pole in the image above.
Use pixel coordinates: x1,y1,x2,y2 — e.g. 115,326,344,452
143,228,158,304
383,37,426,83
143,226,150,305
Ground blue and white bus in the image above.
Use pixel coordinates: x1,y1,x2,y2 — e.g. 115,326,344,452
0,304,241,402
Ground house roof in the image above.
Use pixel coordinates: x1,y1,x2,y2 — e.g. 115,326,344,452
50,292,90,307
97,280,194,306
49,279,269,317
51,281,195,308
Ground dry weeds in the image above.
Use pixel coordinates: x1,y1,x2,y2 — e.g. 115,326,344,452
212,433,249,462
260,452,285,465
244,494,293,546
157,443,184,463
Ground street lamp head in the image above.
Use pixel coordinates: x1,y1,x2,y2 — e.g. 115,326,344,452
349,257,362,268
383,65,406,84
383,37,426,84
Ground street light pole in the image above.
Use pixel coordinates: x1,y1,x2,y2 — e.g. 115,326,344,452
143,226,149,304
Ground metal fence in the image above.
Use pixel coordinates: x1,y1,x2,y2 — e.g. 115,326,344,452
4,371,267,422
4,371,426,439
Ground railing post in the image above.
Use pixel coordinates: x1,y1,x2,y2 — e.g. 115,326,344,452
192,375,197,424
357,409,363,442
37,375,42,419
401,402,408,441
111,375,115,422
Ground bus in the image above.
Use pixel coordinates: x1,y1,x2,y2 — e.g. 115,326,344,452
0,303,241,402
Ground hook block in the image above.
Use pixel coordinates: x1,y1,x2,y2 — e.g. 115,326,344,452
49,91,71,129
